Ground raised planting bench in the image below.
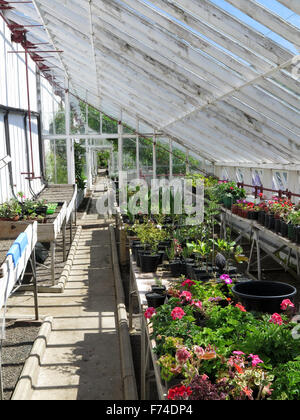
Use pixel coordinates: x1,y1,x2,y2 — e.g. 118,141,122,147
128,251,181,400
34,184,77,286
219,207,300,281
38,184,77,226
0,221,38,317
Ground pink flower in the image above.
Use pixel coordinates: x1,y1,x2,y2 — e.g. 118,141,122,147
220,274,233,285
280,299,295,311
242,387,253,398
249,354,264,367
193,346,205,358
171,307,186,321
144,307,156,319
269,313,283,326
180,291,192,302
233,351,245,356
192,300,203,309
176,348,191,363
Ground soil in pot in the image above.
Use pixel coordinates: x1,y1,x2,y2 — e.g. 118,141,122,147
140,253,160,273
145,292,166,308
232,281,297,314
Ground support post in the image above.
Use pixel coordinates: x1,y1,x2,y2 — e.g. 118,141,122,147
153,131,157,181
169,139,173,180
65,78,75,184
51,241,56,286
118,119,123,174
186,148,190,174
136,119,140,179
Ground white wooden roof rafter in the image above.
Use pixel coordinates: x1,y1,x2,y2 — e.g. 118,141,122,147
1,0,300,165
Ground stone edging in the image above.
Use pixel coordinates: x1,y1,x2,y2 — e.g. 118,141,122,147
109,225,138,400
20,226,82,294
11,316,53,400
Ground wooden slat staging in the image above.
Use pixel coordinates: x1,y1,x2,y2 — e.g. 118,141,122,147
3,0,300,165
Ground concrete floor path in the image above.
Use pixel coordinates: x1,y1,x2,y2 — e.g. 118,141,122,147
5,178,124,400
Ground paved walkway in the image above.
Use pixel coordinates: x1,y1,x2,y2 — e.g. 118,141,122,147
5,178,124,400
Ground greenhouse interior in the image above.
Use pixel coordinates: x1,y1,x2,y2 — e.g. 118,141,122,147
0,0,300,403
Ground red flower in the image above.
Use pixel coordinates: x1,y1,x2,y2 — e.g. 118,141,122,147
144,307,156,319
269,313,283,325
235,303,247,312
280,299,295,311
234,363,244,374
167,385,192,400
182,279,196,289
171,307,186,321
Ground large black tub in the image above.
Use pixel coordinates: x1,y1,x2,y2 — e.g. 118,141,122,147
232,281,297,314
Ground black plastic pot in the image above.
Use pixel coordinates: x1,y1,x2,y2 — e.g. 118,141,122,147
145,292,166,308
232,281,297,314
136,247,148,266
186,262,196,279
35,206,48,216
131,241,141,260
280,221,289,238
219,265,238,276
169,259,183,277
158,250,166,265
193,267,212,282
296,226,300,245
140,253,160,273
258,211,266,225
288,224,296,242
151,285,166,294
265,213,275,230
274,218,282,235
251,211,259,220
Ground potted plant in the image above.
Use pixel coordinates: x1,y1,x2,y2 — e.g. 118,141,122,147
188,240,213,281
0,199,22,221
151,277,166,294
168,239,185,277
138,222,166,273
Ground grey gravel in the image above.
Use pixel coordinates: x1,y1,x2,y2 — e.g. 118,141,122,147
0,321,41,400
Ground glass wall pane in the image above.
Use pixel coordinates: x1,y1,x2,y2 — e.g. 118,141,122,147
44,138,67,184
